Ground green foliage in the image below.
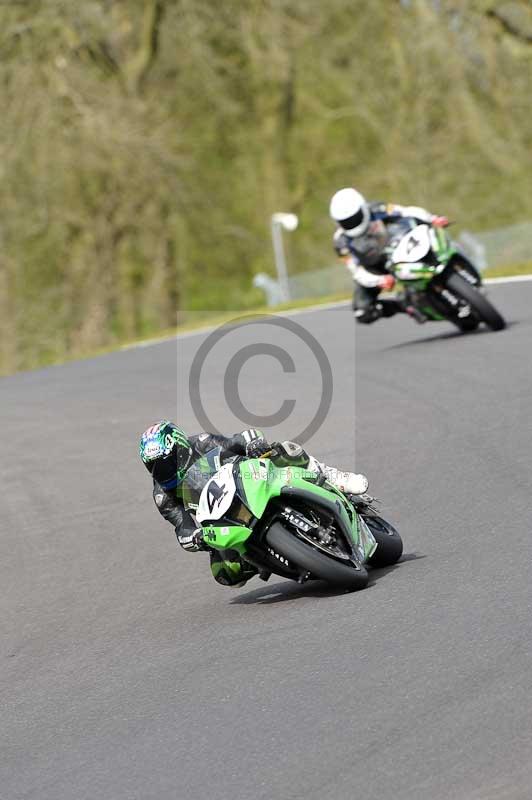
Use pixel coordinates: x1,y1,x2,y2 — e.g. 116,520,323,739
1,0,531,374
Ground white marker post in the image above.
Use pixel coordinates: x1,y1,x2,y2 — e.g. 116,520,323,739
271,212,299,303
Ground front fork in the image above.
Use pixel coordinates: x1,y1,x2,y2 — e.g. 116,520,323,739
429,260,481,318
448,256,482,287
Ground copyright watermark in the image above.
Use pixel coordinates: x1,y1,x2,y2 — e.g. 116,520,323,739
187,313,334,445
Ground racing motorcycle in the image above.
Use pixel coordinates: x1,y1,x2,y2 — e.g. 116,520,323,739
181,444,403,591
386,220,505,332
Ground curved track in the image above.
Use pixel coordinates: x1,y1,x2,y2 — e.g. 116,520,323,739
2,283,532,800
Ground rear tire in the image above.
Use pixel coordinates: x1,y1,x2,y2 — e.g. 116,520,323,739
446,273,505,331
265,522,369,590
364,515,403,568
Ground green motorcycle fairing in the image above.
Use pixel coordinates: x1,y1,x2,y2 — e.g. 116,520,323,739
391,225,457,285
388,223,461,321
202,524,250,555
182,450,376,562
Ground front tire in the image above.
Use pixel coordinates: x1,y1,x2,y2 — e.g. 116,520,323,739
363,515,403,568
455,315,479,333
446,273,506,331
265,523,369,590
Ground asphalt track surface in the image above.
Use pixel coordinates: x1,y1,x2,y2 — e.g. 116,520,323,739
2,282,532,800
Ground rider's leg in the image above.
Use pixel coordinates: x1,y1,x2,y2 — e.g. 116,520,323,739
354,281,406,321
354,292,404,322
379,297,404,317
307,456,369,495
272,442,369,496
353,284,381,323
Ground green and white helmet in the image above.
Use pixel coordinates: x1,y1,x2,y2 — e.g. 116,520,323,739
139,421,192,490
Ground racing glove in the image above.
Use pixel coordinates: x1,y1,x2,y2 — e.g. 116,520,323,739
378,274,396,291
176,527,205,552
432,215,449,228
245,437,271,459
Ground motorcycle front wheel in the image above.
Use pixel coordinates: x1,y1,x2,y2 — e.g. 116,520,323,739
446,273,506,331
265,523,369,590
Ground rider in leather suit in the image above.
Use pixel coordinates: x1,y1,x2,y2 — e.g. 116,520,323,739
140,421,368,588
330,187,449,323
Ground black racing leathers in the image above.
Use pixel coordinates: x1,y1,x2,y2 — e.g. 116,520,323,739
152,429,264,586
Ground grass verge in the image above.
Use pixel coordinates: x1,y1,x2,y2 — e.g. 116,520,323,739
4,262,532,375
483,262,532,279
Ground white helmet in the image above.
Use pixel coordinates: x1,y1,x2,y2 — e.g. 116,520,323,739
329,187,370,237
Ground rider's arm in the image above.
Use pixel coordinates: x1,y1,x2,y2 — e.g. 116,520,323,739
352,264,384,288
191,430,265,458
174,507,202,551
334,240,389,289
333,229,366,281
152,481,201,551
227,429,266,455
333,227,391,286
383,202,447,226
334,219,393,287
382,203,432,223
272,442,369,495
153,480,182,527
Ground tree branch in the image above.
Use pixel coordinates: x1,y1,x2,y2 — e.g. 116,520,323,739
123,0,165,95
488,3,532,44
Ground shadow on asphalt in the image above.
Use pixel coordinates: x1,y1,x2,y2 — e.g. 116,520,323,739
366,551,426,589
231,552,426,605
382,321,516,352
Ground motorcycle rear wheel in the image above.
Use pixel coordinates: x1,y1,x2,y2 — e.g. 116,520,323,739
265,522,369,590
363,515,403,568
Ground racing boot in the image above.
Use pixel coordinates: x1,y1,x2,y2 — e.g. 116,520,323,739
210,550,258,588
308,456,369,495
